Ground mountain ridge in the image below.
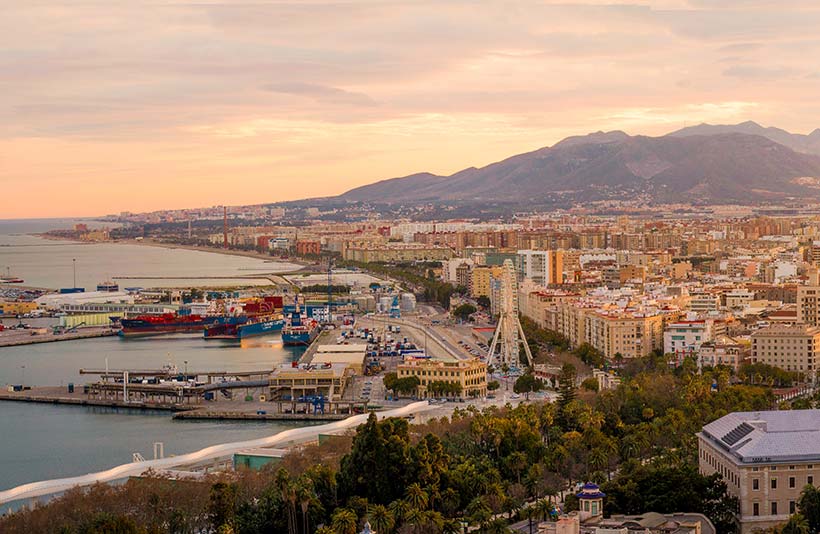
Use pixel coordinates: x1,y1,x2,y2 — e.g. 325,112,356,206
340,124,820,205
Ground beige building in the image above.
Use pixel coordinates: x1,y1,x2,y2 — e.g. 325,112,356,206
584,311,664,359
342,243,453,262
750,324,820,375
699,335,746,372
471,266,503,298
797,283,820,326
397,358,487,399
699,410,820,533
269,363,352,401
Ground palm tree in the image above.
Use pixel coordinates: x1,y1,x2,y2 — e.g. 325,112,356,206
405,483,429,511
466,497,492,528
296,476,314,534
315,528,334,534
389,499,411,526
782,513,810,534
535,498,553,522
331,508,358,534
403,507,424,534
522,504,537,534
588,448,609,477
276,469,298,534
442,518,463,534
367,504,395,534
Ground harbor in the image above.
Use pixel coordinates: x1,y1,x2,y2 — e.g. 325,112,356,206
0,325,116,347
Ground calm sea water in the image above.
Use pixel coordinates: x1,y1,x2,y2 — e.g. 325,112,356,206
0,234,299,290
0,220,311,494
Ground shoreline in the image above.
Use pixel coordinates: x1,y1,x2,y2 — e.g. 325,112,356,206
118,238,311,267
35,233,310,267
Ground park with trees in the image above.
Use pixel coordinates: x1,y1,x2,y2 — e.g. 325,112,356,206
2,338,784,534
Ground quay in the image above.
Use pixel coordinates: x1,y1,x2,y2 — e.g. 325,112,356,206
0,326,116,348
0,387,194,412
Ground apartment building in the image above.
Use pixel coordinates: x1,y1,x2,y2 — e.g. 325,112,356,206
664,320,714,360
584,311,664,359
471,266,503,298
397,358,487,399
698,335,746,372
689,290,721,313
750,324,820,375
699,410,820,533
342,243,454,262
516,249,564,286
797,284,820,326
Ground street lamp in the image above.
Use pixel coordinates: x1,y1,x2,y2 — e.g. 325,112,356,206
20,365,25,386
72,258,77,289
184,360,188,378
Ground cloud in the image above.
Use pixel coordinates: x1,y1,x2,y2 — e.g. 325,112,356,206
722,65,800,79
262,82,377,106
3,0,820,216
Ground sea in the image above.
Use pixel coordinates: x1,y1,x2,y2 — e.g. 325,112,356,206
0,219,313,498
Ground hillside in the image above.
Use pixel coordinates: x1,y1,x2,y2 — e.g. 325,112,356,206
668,121,820,156
340,131,820,205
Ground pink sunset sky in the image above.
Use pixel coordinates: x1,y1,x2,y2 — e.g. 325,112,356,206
2,0,820,217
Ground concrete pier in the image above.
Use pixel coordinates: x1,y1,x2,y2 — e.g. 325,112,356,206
0,326,116,347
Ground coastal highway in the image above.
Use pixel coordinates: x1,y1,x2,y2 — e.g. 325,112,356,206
0,401,437,507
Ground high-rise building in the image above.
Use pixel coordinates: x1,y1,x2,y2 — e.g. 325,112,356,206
797,269,820,326
516,249,563,286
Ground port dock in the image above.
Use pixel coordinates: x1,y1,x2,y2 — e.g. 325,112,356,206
0,326,116,347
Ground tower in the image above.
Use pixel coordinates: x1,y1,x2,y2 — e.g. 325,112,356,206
576,482,605,522
487,259,533,368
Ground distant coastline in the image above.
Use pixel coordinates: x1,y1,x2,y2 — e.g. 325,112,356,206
119,238,310,267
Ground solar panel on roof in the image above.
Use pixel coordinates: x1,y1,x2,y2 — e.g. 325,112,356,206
722,422,754,446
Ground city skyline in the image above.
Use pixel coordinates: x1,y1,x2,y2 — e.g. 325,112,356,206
4,1,820,217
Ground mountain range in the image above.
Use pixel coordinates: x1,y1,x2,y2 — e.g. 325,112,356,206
340,122,820,205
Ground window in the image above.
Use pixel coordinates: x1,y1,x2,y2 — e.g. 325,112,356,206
790,477,796,488
772,502,778,516
772,478,778,489
810,476,814,485
753,479,760,490
791,501,796,514
753,503,760,516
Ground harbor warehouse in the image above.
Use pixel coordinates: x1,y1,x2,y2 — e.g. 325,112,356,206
312,344,368,375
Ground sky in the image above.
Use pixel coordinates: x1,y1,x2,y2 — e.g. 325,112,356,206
2,1,820,218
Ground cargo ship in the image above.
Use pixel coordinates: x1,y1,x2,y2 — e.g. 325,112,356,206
204,315,284,340
281,300,320,346
203,296,285,340
119,312,239,337
119,313,214,337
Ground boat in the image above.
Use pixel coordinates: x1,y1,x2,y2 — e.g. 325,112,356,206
96,280,119,292
0,277,24,284
204,315,284,340
282,299,320,346
203,296,285,340
119,312,234,337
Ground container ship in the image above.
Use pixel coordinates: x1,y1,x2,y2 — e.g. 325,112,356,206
281,300,320,346
203,315,284,339
203,296,285,340
119,313,228,337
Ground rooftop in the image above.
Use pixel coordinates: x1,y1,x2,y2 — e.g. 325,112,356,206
701,410,820,464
